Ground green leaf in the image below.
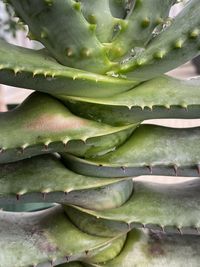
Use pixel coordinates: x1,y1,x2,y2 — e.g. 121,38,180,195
117,0,200,80
110,0,175,58
63,75,200,126
0,92,135,163
62,124,200,177
0,154,133,210
69,179,200,234
0,39,136,98
80,0,121,43
54,229,200,267
8,0,113,73
86,229,200,267
0,206,117,267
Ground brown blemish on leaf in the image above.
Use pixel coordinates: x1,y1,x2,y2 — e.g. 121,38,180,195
149,243,165,256
30,227,58,254
148,231,165,257
26,114,87,132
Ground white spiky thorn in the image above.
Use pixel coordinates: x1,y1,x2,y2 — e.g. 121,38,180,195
62,137,70,147
19,143,29,154
44,140,51,150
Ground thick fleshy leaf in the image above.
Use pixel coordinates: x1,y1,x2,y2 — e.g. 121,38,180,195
80,0,121,43
55,229,200,267
0,154,133,210
8,0,113,73
64,76,200,125
86,229,200,267
117,0,200,80
0,40,136,98
65,206,128,238
0,92,135,163
83,234,126,265
68,179,200,234
63,124,200,177
109,0,175,58
0,206,118,267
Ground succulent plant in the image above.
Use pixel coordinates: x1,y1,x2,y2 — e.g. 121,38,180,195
0,0,200,266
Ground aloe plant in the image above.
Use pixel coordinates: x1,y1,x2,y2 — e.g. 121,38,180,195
0,0,200,266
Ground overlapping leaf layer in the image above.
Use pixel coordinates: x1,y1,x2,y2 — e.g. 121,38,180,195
0,0,200,266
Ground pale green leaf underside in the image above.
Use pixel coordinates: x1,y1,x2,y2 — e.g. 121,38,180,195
53,229,200,267
0,206,116,267
62,124,200,178
85,229,200,267
69,179,200,234
0,154,133,210
0,92,134,163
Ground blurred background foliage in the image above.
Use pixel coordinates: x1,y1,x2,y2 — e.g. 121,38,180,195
0,1,26,40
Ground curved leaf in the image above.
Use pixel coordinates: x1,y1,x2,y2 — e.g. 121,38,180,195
63,76,200,125
0,206,117,267
57,229,200,267
68,179,200,234
86,229,200,267
8,0,112,73
110,0,175,58
0,154,133,210
62,125,200,177
0,40,136,98
0,92,135,163
117,0,200,80
80,0,120,43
